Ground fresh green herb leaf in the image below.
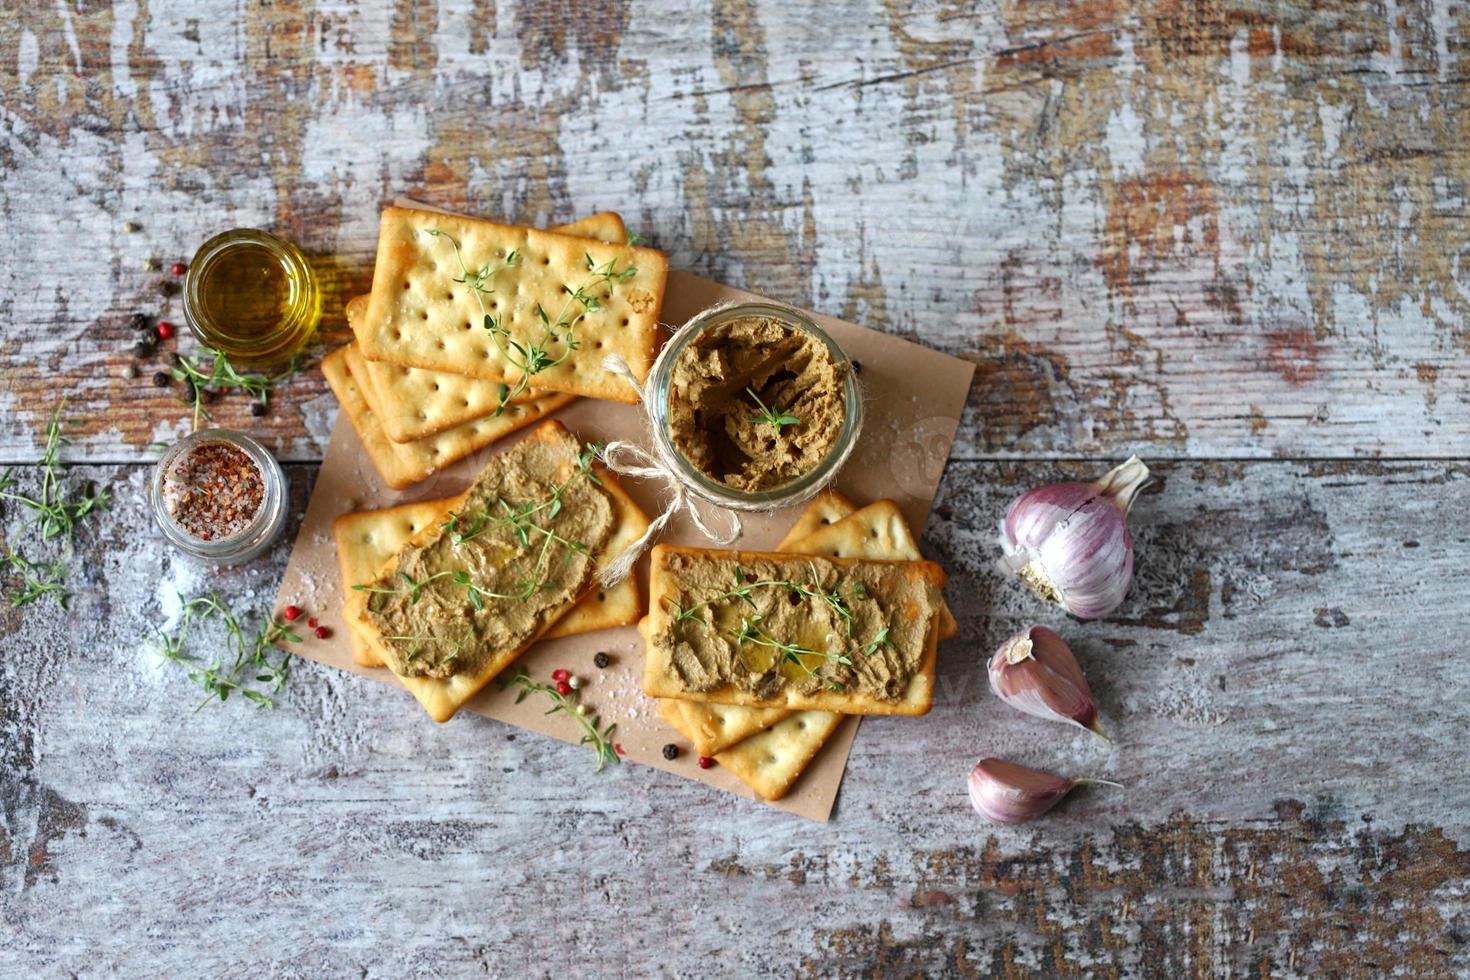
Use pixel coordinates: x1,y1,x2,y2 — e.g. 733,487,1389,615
745,387,800,433
151,593,301,710
425,229,639,415
5,552,69,608
0,402,112,608
170,347,303,431
497,668,619,771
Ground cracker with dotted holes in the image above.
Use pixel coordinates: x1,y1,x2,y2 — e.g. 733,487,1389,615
344,421,651,723
794,500,958,641
641,546,945,716
775,488,858,549
321,344,576,490
713,710,846,801
333,496,643,668
657,496,944,798
354,207,667,400
655,491,860,754
661,697,793,758
345,295,541,441
349,212,628,442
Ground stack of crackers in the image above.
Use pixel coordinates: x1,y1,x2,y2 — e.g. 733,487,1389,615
648,489,958,801
323,208,668,489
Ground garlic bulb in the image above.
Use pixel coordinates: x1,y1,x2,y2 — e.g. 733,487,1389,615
998,456,1150,619
967,758,1119,825
988,626,1108,742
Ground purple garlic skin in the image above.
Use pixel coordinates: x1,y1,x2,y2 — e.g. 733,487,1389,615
998,456,1150,620
988,626,1107,741
967,758,1078,825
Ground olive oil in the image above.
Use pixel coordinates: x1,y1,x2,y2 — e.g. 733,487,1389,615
184,229,320,368
197,244,292,340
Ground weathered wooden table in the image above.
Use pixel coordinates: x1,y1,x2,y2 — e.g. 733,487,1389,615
3,2,1468,976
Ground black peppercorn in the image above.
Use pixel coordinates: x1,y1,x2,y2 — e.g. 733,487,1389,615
593,651,610,669
132,339,154,358
128,312,148,331
250,401,268,417
157,279,178,297
152,371,170,387
661,743,678,761
167,352,182,368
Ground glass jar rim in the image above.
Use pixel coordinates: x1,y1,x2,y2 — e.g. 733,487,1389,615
151,428,287,561
649,301,864,510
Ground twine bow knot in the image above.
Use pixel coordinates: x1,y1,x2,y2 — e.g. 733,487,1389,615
595,352,741,586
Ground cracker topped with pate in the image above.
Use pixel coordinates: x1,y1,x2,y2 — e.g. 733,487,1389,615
344,420,650,722
640,545,947,716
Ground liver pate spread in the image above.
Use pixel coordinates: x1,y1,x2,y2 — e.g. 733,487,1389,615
666,315,847,493
650,551,940,701
362,429,614,679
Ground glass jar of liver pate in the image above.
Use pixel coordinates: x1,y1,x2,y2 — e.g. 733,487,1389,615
648,302,863,511
183,229,320,369
150,429,287,564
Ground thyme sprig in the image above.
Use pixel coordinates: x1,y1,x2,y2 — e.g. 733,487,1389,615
354,569,457,604
151,593,301,709
746,386,800,433
424,229,638,415
0,405,111,543
170,346,304,430
0,402,111,608
5,552,68,608
860,625,895,657
382,629,472,664
354,442,602,627
499,667,619,772
728,613,853,677
668,563,862,638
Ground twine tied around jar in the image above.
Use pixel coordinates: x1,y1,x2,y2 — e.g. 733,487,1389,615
596,347,741,587
594,303,860,587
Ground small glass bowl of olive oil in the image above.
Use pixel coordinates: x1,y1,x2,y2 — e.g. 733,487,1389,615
183,229,321,368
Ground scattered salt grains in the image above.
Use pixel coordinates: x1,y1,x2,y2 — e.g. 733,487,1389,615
143,557,205,673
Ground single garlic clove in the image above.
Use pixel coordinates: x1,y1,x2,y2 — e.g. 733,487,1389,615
967,758,1077,825
967,758,1120,825
998,457,1150,620
988,626,1108,742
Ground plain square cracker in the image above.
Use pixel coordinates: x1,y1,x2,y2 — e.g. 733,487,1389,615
350,212,628,442
321,344,575,490
665,698,792,758
345,296,543,441
656,699,842,802
332,496,642,668
794,500,957,640
641,546,945,716
344,421,651,722
713,711,846,801
355,207,667,400
775,488,858,549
